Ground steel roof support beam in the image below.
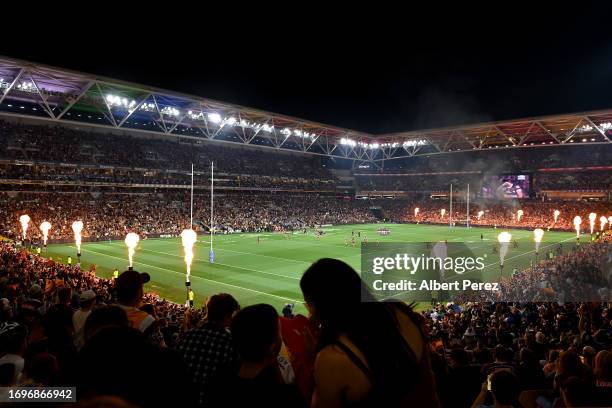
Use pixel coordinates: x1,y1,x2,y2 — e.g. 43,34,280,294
118,93,152,128
95,82,118,127
583,116,611,142
0,67,25,106
56,81,94,120
28,71,56,119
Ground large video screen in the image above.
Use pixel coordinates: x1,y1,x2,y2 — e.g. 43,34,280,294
481,174,530,199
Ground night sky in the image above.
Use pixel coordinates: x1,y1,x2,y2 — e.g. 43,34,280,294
2,6,611,134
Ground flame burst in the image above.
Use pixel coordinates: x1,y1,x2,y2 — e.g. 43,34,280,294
39,221,52,246
517,210,524,222
588,213,597,234
72,221,84,254
497,232,512,266
124,232,140,268
181,229,197,282
608,216,612,227
19,214,30,240
477,210,484,220
440,208,446,219
533,228,544,253
573,216,582,238
414,207,419,218
553,210,560,224
600,216,608,231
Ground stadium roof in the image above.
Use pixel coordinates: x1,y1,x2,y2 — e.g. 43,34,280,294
0,56,610,166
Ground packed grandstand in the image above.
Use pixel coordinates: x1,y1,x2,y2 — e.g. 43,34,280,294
0,57,610,408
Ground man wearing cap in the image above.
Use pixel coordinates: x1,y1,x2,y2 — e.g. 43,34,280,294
115,270,163,347
73,290,96,350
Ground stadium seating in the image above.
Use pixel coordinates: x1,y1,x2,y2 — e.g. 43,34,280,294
0,120,610,408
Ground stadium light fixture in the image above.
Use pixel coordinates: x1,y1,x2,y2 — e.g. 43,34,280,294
600,122,612,130
16,81,35,93
225,116,237,126
105,94,137,110
140,103,155,112
402,140,427,147
340,137,357,147
161,107,180,117
207,113,222,124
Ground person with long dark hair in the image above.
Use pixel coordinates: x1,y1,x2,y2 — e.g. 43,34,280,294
300,258,440,407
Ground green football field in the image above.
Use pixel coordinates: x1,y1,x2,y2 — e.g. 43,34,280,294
44,224,578,313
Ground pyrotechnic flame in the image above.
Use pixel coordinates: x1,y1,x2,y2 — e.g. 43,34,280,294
497,232,512,266
477,210,484,220
39,221,51,246
440,208,446,219
181,229,197,282
517,209,524,222
589,212,597,234
124,232,140,267
573,216,581,238
608,216,612,227
414,207,419,217
19,214,30,240
533,228,544,253
553,210,560,223
72,221,84,254
600,216,608,231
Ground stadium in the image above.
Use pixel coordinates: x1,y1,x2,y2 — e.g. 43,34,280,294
0,51,610,408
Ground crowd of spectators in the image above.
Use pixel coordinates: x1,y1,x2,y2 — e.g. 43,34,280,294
537,171,612,191
0,192,375,242
0,163,340,191
0,236,610,407
393,199,612,232
355,173,481,192
357,145,612,175
424,296,611,406
0,120,334,179
0,120,611,407
356,170,611,193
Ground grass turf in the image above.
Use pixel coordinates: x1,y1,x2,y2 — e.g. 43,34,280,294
43,223,577,313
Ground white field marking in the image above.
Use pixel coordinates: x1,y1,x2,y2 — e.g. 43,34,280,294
204,246,312,265
69,246,303,303
107,241,312,268
106,243,301,281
